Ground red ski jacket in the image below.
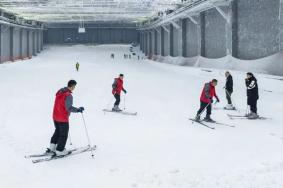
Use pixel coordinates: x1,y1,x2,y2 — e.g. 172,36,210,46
53,88,72,122
112,78,125,95
200,82,218,103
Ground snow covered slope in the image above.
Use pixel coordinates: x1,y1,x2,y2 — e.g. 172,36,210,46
0,44,283,188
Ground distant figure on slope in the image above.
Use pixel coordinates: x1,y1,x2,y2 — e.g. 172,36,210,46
76,62,80,72
112,74,127,112
224,71,235,110
111,53,115,59
47,80,84,156
245,72,259,119
195,79,220,122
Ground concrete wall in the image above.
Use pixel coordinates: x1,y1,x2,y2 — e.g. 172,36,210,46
202,7,227,58
1,25,11,62
156,27,161,55
0,23,44,63
141,0,281,61
172,20,182,57
22,29,28,59
150,31,155,56
33,31,37,56
281,0,283,51
236,0,280,60
45,28,139,44
163,25,170,56
154,30,158,55
12,27,21,60
186,17,200,57
28,30,33,57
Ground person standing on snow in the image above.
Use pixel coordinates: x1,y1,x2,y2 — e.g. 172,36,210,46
47,80,84,156
245,72,259,119
195,79,220,122
112,74,127,112
76,62,80,72
224,71,234,110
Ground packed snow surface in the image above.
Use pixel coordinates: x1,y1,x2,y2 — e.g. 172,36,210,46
1,44,283,188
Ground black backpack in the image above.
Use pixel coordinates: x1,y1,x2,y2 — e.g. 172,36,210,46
112,79,117,89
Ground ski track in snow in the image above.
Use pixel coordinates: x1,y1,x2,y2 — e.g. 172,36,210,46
0,44,283,188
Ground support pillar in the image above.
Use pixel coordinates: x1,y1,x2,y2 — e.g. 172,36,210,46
156,27,161,56
162,25,170,56
150,30,155,56
10,27,14,61
170,20,182,57
0,25,2,63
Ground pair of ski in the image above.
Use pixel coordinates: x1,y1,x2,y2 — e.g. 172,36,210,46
103,109,137,116
227,114,268,120
25,145,97,163
189,118,235,130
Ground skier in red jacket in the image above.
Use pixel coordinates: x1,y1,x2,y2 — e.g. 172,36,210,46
112,74,127,111
47,80,84,156
195,79,220,122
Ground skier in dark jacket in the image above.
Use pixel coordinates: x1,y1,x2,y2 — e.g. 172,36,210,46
224,71,235,110
195,79,220,122
76,62,79,71
112,74,127,111
245,72,259,119
47,80,84,156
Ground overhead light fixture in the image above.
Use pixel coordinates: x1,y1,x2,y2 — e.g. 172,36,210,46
78,27,85,33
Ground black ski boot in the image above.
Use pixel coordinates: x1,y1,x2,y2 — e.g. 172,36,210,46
112,105,122,112
194,114,201,122
203,115,215,123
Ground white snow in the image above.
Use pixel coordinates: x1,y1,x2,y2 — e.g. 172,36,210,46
153,53,283,76
1,44,283,188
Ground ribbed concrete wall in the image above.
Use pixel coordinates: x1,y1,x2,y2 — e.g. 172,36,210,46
0,23,44,63
186,17,199,57
45,28,139,44
156,27,161,55
163,25,170,56
203,7,227,59
236,0,280,59
1,25,11,62
22,29,28,58
12,27,21,60
141,0,281,61
28,31,33,57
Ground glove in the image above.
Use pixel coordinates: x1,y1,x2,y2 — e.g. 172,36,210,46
123,89,127,94
210,99,214,104
216,97,220,103
77,107,85,113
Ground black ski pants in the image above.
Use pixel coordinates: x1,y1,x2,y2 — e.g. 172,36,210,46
226,90,233,104
114,93,121,106
51,121,69,151
197,101,211,117
248,97,258,114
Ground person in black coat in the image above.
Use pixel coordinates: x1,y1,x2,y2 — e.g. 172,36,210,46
245,72,259,119
224,71,234,109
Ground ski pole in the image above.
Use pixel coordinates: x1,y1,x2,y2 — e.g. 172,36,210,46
81,113,95,158
69,132,73,146
196,102,211,119
123,94,126,110
246,105,250,116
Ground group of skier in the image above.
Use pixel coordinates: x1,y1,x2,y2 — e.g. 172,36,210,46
194,71,259,122
46,69,259,157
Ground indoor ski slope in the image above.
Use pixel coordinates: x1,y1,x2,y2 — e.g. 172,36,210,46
1,44,283,188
